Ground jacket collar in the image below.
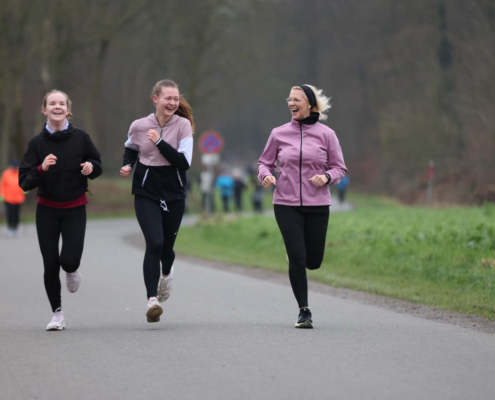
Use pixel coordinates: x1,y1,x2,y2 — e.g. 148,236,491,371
41,123,75,141
146,113,179,128
291,112,320,129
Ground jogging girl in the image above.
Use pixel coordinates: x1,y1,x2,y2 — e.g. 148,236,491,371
258,85,347,329
19,90,102,331
120,79,194,323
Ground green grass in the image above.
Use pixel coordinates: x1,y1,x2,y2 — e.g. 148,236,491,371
175,193,495,320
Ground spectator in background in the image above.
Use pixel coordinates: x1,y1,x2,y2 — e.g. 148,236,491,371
233,169,246,212
216,169,234,213
0,159,25,238
336,174,350,203
252,181,264,214
199,167,215,213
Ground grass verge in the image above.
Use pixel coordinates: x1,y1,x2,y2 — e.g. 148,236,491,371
175,194,495,320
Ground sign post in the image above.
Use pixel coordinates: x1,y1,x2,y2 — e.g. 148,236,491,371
198,131,224,215
426,160,435,205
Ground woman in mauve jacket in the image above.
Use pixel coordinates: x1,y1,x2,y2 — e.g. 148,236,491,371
258,84,347,329
19,90,102,331
120,79,194,323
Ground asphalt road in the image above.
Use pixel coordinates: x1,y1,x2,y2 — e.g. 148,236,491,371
1,217,495,400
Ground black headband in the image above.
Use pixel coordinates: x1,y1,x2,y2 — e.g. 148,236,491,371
299,85,317,109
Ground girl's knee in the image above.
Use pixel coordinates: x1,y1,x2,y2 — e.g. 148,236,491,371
60,256,80,273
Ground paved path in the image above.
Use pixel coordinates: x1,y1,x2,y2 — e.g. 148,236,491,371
1,218,495,400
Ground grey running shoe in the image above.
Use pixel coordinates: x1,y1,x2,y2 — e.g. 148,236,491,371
146,297,163,323
295,308,313,329
66,270,81,293
46,308,65,331
157,265,174,303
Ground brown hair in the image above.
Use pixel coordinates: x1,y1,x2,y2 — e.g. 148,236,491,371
41,90,73,119
151,79,195,134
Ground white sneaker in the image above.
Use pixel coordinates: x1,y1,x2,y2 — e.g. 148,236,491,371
46,308,65,331
157,265,174,303
7,229,15,239
66,270,81,293
146,297,163,323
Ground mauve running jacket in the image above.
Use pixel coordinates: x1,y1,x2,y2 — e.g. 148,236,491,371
258,118,347,206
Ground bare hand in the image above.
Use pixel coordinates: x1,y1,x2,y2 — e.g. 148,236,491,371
120,165,132,178
262,175,277,188
42,154,57,171
147,129,160,144
309,174,329,187
81,162,93,176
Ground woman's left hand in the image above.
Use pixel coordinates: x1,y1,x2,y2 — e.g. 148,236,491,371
147,129,160,144
81,162,93,176
309,174,329,187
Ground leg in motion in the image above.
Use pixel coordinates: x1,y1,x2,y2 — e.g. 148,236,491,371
304,210,330,271
274,205,308,309
36,205,63,313
157,200,185,303
60,206,87,293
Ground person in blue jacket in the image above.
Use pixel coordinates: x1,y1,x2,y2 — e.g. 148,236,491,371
336,175,350,203
215,170,234,213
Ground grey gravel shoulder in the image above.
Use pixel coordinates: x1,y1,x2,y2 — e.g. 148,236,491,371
124,233,495,335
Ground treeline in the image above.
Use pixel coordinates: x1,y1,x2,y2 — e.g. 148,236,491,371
1,0,494,203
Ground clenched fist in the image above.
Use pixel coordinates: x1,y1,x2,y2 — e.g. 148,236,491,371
42,154,57,172
147,129,160,144
262,175,277,188
120,165,132,178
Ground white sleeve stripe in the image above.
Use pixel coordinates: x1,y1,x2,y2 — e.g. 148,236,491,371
178,137,193,166
124,136,139,151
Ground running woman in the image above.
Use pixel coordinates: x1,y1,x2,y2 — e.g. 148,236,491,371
258,85,347,329
120,79,194,323
19,90,102,331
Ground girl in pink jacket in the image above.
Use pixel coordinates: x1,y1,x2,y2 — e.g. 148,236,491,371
258,84,347,328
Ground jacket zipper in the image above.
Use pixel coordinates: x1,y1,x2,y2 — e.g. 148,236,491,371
299,123,303,206
176,168,183,187
142,168,149,186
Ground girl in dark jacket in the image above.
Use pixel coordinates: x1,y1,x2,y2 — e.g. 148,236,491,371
19,90,102,331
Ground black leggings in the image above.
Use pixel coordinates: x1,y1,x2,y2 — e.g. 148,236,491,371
274,205,329,308
36,204,86,312
134,195,185,299
5,202,21,230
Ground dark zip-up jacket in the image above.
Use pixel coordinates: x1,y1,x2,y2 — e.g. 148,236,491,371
19,124,102,202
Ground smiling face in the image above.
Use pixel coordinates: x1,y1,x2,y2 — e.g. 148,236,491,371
43,92,70,124
287,88,311,120
153,87,180,118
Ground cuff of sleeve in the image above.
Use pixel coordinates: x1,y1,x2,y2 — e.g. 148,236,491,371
155,138,163,146
38,165,46,175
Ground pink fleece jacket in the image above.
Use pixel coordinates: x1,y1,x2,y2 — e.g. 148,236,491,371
258,119,347,206
124,113,193,167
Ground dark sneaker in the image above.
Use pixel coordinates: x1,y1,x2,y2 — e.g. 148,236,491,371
295,308,313,329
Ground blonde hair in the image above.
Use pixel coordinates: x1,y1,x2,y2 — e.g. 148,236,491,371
151,79,195,134
41,90,73,119
292,85,331,121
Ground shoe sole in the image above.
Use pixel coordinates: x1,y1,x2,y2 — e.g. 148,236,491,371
295,320,313,329
146,304,163,323
46,324,65,331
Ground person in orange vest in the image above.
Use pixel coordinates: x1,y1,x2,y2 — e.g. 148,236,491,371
0,159,25,238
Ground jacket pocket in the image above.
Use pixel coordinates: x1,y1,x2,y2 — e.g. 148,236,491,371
176,168,183,187
142,168,150,187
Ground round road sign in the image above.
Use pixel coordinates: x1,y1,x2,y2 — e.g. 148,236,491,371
199,130,224,154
